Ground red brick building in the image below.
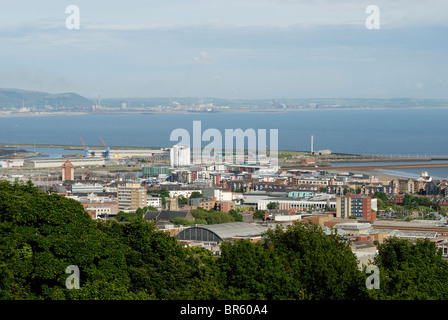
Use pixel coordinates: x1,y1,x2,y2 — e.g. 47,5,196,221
62,159,74,181
336,193,376,221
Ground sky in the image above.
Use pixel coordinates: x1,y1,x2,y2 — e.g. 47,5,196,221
0,0,447,99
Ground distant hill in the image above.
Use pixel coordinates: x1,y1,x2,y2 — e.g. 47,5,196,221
1,88,448,110
0,88,94,109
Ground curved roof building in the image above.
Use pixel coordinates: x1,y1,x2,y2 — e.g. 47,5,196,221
176,222,265,242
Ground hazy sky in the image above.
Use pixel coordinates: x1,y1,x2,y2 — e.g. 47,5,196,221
0,0,447,99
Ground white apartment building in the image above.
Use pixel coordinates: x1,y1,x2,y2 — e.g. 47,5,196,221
170,144,191,167
147,195,162,208
169,189,200,198
213,189,233,202
257,197,337,211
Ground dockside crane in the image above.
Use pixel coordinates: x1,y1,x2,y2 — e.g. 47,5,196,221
80,137,89,158
100,137,110,159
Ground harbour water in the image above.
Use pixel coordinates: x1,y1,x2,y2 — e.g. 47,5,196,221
0,108,447,178
331,161,448,180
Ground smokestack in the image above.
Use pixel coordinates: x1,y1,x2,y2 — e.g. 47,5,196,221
311,134,314,154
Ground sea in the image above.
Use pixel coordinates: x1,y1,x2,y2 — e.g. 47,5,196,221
0,108,447,179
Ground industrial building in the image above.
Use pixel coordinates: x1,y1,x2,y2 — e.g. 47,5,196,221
257,193,337,211
71,183,105,194
26,157,105,168
106,149,167,159
176,222,266,243
371,220,448,236
0,159,24,168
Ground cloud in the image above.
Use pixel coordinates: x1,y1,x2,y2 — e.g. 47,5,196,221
437,78,448,86
415,82,424,89
1,1,448,99
192,51,212,64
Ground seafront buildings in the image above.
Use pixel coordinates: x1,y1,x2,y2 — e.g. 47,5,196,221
2,144,448,264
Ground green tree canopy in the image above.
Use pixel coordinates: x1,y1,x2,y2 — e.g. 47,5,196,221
266,202,279,210
190,208,235,225
4,180,448,301
0,181,214,300
373,191,388,202
189,191,202,199
261,223,369,299
228,209,243,222
254,210,265,220
369,237,448,300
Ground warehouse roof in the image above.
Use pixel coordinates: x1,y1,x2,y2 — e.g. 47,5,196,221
144,210,192,221
176,222,265,242
373,220,448,229
333,222,373,232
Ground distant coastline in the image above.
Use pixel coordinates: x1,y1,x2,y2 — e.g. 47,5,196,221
2,106,448,118
2,142,448,182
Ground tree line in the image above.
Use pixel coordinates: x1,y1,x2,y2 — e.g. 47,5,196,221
2,180,448,300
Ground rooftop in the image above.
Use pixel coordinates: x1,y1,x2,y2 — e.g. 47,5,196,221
373,220,448,229
333,222,373,232
202,222,266,239
177,222,267,242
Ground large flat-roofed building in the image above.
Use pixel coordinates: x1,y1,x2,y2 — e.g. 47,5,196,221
88,149,167,159
372,220,448,236
333,222,373,235
26,157,105,169
257,195,337,211
71,183,104,194
176,222,266,243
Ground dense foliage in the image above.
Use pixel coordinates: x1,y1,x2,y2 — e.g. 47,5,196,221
368,237,448,300
1,180,448,300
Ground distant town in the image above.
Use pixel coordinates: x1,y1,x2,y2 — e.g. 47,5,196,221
2,88,448,117
2,140,448,269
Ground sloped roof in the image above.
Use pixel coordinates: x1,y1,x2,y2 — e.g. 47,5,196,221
334,223,373,232
203,222,264,239
177,222,266,242
62,159,74,167
144,210,192,221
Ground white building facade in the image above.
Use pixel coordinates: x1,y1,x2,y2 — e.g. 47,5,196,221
170,144,191,167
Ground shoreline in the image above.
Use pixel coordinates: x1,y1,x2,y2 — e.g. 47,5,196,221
1,106,448,118
350,170,412,183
